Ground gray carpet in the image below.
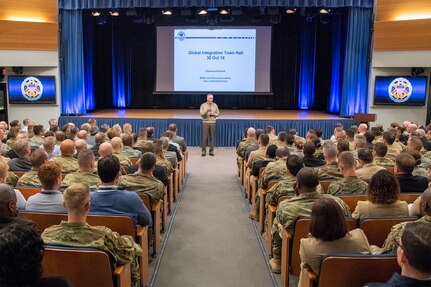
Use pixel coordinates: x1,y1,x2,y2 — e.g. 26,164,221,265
153,147,274,287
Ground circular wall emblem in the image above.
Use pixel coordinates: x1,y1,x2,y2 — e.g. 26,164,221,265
177,31,186,41
388,77,412,103
21,77,43,101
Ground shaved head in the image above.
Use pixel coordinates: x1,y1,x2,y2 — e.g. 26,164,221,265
110,137,123,152
98,142,113,157
60,139,75,157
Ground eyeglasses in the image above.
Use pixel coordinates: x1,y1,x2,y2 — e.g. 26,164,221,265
394,237,409,259
84,198,92,207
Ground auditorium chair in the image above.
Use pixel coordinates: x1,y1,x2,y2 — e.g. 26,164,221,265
298,254,399,287
140,194,161,258
359,216,418,246
238,157,244,181
259,180,279,233
43,246,131,287
318,180,335,194
280,217,357,287
399,193,421,204
266,195,293,258
162,184,168,233
337,194,368,213
13,171,25,178
19,212,150,286
250,167,265,208
130,157,139,165
167,174,174,212
15,187,42,200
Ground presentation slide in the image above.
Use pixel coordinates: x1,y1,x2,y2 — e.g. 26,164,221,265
156,26,272,94
174,29,256,92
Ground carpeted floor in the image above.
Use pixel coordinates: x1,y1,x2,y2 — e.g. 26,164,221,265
153,147,276,287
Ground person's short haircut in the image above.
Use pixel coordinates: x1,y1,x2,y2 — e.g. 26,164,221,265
139,152,157,172
168,123,177,132
146,127,155,138
0,160,9,179
345,128,355,140
266,145,277,159
87,118,96,125
277,131,287,143
401,222,431,274
354,134,367,148
358,148,373,164
63,183,90,211
371,127,382,137
288,129,297,135
80,123,91,131
142,141,155,153
382,131,396,145
165,130,174,140
49,125,58,133
409,136,423,151
95,132,106,144
374,142,388,157
303,142,316,156
33,125,44,136
55,131,65,142
0,220,44,286
407,150,421,167
287,155,304,176
307,129,316,137
255,129,264,140
99,124,110,133
60,139,75,157
138,128,148,138
338,151,355,169
160,137,169,150
106,128,120,140
9,120,19,127
368,170,399,204
265,125,274,134
294,137,306,150
323,141,338,159
13,139,29,158
78,149,95,169
30,148,48,168
314,128,322,138
97,155,120,183
276,146,290,158
153,140,164,155
364,131,375,144
337,140,350,153
297,167,319,190
286,134,295,145
309,197,348,241
122,134,133,147
38,161,61,190
258,133,269,146
44,131,54,138
396,153,416,174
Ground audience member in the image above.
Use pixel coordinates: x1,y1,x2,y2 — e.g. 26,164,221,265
122,134,142,158
303,142,325,167
62,149,100,190
50,139,79,173
316,141,342,180
42,136,57,158
111,137,132,167
29,125,45,148
8,139,32,171
395,153,428,193
17,148,48,187
236,127,257,168
167,123,187,153
373,142,395,168
247,133,269,168
355,148,385,181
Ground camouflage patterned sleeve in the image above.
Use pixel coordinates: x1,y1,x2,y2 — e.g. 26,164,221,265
381,222,405,254
275,201,299,232
265,182,282,206
327,182,340,195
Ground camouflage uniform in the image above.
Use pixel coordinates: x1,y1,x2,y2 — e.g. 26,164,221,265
135,139,153,149
419,155,431,169
122,146,142,158
17,168,42,187
1,142,10,155
50,156,79,173
381,215,431,254
412,167,429,180
30,136,44,148
260,159,288,189
269,134,278,146
316,162,343,180
114,152,132,167
118,172,164,202
236,138,257,168
156,156,173,175
348,140,355,151
62,170,101,190
372,136,383,145
42,221,142,287
386,144,401,161
373,156,395,168
265,176,296,206
6,172,19,187
271,192,351,259
327,176,368,196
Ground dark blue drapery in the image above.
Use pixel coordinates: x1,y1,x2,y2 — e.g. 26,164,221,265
83,15,95,111
59,0,373,9
328,14,344,113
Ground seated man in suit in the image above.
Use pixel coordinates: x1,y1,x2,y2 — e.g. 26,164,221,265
303,141,325,168
42,183,143,287
166,123,187,153
367,222,431,287
17,148,48,187
395,153,428,193
8,139,32,172
355,148,385,182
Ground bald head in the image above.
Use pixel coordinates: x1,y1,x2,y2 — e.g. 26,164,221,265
110,137,123,153
98,142,113,157
77,130,88,140
78,149,95,171
323,141,338,162
247,127,256,138
419,187,431,217
60,139,75,157
0,183,17,218
74,139,88,153
358,123,368,134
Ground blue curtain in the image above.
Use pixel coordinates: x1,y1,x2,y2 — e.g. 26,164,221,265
111,18,132,108
60,10,86,115
59,0,373,9
298,17,317,110
328,14,343,113
83,15,95,111
340,7,372,117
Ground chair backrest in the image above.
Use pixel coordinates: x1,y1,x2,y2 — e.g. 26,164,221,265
359,216,418,246
19,212,67,232
13,171,25,178
277,195,293,205
338,195,368,213
43,246,115,287
319,180,334,193
130,157,139,165
290,217,357,276
139,193,151,211
268,180,279,189
386,167,395,174
317,254,399,287
399,193,421,204
15,187,42,200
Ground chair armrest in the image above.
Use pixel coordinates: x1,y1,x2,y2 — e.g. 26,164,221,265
281,229,293,287
113,262,132,287
136,225,149,285
299,265,317,287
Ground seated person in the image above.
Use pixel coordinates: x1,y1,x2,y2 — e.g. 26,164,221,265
0,220,71,287
303,142,325,168
251,144,277,177
316,141,343,180
50,139,79,173
42,183,141,287
111,137,132,167
0,183,24,228
355,148,385,182
408,150,430,180
0,162,26,211
122,134,142,158
17,148,48,187
395,153,428,193
299,197,374,280
118,152,164,203
8,139,32,172
352,170,409,220
328,151,368,196
90,155,151,227
62,149,101,190
373,142,395,168
154,140,173,175
260,146,290,189
366,222,431,287
26,161,66,213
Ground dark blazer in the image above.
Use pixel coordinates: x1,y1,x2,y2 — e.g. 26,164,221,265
90,144,101,159
168,144,182,162
252,160,272,177
8,158,32,171
303,155,326,168
396,173,428,193
128,164,169,186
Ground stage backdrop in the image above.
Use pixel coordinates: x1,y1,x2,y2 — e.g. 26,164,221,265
59,0,372,117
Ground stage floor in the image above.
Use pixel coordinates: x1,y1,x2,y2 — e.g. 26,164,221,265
84,109,344,120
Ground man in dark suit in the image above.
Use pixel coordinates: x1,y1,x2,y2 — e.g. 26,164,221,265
303,142,325,168
395,153,428,193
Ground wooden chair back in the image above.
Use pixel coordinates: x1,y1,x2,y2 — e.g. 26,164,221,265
15,187,42,200
268,180,278,189
319,180,334,193
43,246,131,287
130,157,139,165
359,216,418,246
399,193,421,204
13,171,25,178
338,195,368,213
316,254,399,287
19,212,66,231
386,167,395,174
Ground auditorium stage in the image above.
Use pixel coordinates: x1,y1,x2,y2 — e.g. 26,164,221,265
59,109,357,147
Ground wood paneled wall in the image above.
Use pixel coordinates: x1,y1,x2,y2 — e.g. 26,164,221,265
375,0,431,51
0,0,58,51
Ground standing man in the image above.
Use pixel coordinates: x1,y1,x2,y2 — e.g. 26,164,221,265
200,93,220,157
